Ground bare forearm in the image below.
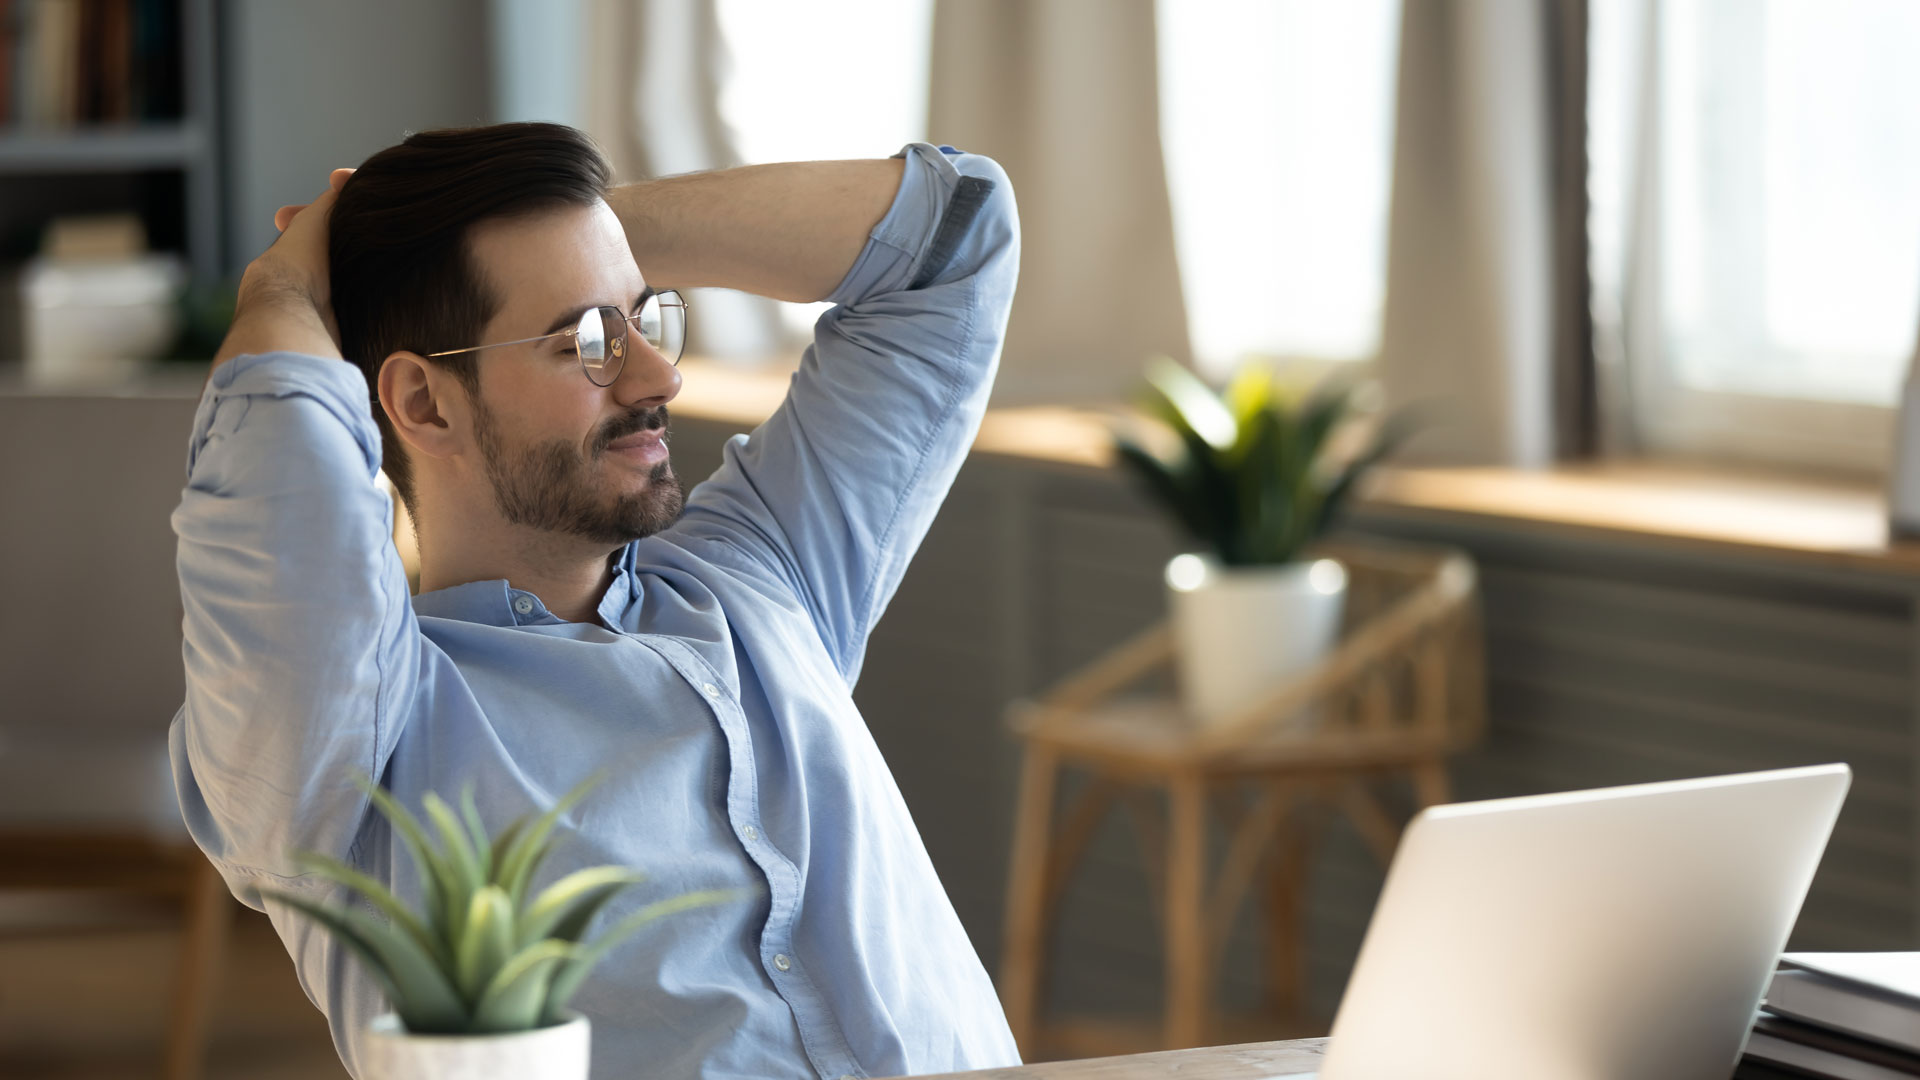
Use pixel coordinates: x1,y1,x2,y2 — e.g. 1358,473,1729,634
212,269,341,370
608,158,905,304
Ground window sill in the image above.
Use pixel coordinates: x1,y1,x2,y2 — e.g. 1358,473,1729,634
670,358,1920,577
1357,461,1920,577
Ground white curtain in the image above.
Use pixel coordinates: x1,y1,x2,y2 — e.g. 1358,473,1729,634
547,0,1587,427
1587,0,1655,458
566,0,1193,402
1375,0,1559,466
926,0,1193,405
576,0,786,360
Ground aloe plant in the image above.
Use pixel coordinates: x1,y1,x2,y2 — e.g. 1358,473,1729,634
257,772,742,1035
1113,358,1408,567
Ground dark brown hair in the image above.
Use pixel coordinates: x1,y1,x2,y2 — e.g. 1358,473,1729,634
329,122,613,511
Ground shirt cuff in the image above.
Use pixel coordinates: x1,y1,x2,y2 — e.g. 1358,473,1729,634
824,142,971,307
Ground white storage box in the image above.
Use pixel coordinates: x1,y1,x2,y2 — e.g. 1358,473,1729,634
22,255,186,387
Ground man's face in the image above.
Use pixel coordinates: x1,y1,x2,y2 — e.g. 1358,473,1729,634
460,201,685,547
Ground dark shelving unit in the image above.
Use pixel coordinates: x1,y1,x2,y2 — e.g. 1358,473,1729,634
0,0,221,280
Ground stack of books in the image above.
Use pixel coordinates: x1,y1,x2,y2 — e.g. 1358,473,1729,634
1739,954,1920,1079
0,0,182,129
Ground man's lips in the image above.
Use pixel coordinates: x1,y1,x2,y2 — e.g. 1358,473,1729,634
603,428,668,467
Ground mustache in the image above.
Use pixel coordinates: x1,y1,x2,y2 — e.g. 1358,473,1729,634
592,405,670,455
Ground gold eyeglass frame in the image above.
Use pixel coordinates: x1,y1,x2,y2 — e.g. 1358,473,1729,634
423,290,689,385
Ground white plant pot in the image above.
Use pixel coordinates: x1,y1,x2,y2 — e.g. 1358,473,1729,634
1165,554,1348,728
361,1012,590,1080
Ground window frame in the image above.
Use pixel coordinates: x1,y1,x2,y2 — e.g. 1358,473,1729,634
1606,0,1913,477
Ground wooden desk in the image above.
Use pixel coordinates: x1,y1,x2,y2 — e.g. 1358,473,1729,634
886,1037,1806,1079
889,1039,1326,1079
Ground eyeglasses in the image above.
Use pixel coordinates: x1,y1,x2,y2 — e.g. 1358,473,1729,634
425,290,689,385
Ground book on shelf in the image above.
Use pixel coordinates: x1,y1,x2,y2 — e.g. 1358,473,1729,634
0,0,13,125
2,0,180,130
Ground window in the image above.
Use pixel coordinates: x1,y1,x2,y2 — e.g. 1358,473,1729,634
1593,0,1920,471
1156,0,1402,379
715,0,933,167
714,0,935,344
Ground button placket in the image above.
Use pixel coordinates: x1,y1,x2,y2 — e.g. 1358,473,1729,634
659,645,858,1078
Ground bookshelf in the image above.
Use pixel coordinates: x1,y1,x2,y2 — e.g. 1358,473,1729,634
0,0,222,281
0,122,205,170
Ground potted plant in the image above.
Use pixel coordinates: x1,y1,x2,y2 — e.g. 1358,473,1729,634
257,773,741,1080
1113,358,1405,727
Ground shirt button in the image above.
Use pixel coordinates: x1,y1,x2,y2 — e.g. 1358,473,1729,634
742,824,758,841
702,682,720,698
512,596,535,615
772,953,791,972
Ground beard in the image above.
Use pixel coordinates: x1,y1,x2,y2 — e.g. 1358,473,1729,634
471,397,686,546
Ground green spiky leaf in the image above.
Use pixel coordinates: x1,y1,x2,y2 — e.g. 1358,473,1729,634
422,793,484,949
473,940,576,1033
1113,434,1209,546
517,866,646,949
1118,362,1412,566
539,887,746,1026
354,776,459,948
1320,407,1422,530
423,793,483,893
258,886,467,1033
282,770,740,1036
291,851,450,971
487,816,530,887
1144,356,1236,452
460,784,492,883
496,773,606,910
455,885,516,1003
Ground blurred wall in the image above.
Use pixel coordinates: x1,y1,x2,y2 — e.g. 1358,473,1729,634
0,389,201,740
221,0,493,271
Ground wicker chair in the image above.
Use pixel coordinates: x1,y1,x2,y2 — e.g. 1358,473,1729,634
997,539,1485,1059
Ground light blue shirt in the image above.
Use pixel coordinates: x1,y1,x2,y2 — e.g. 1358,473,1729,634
169,142,1021,1080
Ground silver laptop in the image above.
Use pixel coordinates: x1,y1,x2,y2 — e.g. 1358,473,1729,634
1310,764,1851,1080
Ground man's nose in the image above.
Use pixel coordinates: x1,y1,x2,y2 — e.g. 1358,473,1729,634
612,334,681,408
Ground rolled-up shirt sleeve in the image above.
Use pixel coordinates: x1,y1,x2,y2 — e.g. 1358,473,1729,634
169,352,418,901
670,143,1021,685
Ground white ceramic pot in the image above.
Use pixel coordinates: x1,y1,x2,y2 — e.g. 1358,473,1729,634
1165,554,1348,727
361,1012,590,1080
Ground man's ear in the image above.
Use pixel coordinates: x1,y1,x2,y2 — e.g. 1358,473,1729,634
377,352,471,461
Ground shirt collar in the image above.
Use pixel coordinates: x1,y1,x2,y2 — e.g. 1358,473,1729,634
597,544,642,627
411,579,560,627
410,548,639,629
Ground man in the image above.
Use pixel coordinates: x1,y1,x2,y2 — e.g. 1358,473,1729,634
169,122,1020,1079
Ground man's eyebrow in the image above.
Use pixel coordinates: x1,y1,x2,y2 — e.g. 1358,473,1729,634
541,288,655,337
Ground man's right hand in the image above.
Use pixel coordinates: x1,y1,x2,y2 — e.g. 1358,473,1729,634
211,168,354,369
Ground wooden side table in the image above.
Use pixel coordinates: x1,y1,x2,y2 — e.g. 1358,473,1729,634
0,831,233,1080
997,542,1484,1059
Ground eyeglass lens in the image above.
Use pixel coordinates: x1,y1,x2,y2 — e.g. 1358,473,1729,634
576,292,687,386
